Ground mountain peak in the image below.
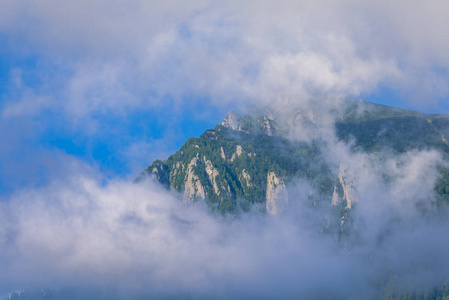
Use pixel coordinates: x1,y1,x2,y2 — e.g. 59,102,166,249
222,111,243,131
221,110,278,136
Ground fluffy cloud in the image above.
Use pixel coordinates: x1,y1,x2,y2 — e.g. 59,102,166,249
1,0,449,120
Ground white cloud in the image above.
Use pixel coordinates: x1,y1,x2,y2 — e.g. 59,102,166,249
2,0,449,121
1,2,449,297
0,145,448,298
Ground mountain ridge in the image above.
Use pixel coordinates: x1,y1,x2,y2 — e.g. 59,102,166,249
140,100,449,215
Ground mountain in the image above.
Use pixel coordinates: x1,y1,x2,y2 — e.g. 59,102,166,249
139,100,449,214
139,110,335,214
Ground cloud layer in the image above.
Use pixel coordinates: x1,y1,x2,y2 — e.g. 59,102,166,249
1,145,449,298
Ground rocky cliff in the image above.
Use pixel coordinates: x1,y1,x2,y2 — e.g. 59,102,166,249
332,165,358,209
266,172,288,215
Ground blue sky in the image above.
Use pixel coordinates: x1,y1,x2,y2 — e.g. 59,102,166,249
1,0,449,196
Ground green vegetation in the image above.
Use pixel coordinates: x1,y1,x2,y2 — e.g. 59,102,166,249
336,102,449,155
382,280,449,300
435,166,449,206
145,122,333,214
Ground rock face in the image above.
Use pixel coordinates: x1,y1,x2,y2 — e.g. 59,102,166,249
266,172,288,215
183,154,205,204
240,169,252,187
332,186,341,206
220,146,226,160
332,165,358,209
222,111,243,131
262,116,274,136
222,110,278,137
230,145,243,161
204,157,220,195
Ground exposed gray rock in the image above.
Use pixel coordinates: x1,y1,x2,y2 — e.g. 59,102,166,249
220,146,226,160
222,111,243,131
183,154,205,204
266,172,288,215
240,169,252,187
332,164,358,209
204,156,220,195
332,185,341,206
230,145,243,162
262,116,274,136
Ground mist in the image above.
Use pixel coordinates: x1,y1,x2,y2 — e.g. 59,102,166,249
1,0,449,299
1,123,449,299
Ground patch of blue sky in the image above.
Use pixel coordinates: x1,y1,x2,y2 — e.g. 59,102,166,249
0,44,41,90
0,98,224,196
38,94,224,177
363,85,408,110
